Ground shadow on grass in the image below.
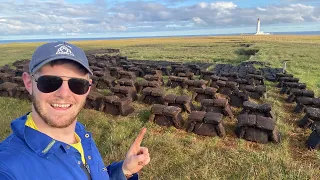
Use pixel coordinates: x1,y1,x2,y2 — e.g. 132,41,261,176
138,109,151,123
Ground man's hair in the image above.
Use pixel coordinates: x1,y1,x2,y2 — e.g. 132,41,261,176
49,59,88,75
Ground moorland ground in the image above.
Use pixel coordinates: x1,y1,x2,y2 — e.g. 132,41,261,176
0,35,319,179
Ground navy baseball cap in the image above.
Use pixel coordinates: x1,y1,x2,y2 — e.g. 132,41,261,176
29,41,93,75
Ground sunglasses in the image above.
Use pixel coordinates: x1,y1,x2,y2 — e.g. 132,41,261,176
32,75,91,95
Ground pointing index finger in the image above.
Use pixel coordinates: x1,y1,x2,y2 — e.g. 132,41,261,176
131,127,147,149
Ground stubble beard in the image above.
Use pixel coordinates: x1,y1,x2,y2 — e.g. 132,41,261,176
31,94,86,128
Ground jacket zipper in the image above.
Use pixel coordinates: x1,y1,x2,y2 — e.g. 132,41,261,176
81,163,92,180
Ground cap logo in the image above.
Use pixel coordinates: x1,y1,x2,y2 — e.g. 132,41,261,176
55,44,75,56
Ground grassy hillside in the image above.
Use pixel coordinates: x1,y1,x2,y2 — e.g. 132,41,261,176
0,36,319,179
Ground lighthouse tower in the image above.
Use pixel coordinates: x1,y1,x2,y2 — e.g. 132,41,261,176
254,18,271,35
256,18,261,34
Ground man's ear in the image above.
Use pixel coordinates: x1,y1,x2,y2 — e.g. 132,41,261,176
87,79,93,95
22,72,33,95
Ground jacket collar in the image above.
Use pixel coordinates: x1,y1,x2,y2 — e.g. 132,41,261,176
11,113,88,158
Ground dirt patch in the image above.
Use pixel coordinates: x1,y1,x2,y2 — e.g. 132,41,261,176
85,48,120,55
236,48,259,56
240,44,252,47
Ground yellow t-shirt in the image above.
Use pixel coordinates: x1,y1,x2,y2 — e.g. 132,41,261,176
25,114,86,164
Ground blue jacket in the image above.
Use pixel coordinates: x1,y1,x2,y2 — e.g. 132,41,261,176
0,115,138,180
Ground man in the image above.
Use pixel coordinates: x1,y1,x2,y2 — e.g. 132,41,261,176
0,41,150,179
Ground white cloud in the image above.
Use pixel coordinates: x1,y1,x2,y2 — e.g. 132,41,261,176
197,2,208,9
257,7,267,11
116,13,137,21
210,2,237,9
192,17,207,25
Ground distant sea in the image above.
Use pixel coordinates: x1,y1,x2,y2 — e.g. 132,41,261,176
1,31,320,44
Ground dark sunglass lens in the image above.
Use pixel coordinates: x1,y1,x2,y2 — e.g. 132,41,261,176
68,78,90,95
37,76,63,93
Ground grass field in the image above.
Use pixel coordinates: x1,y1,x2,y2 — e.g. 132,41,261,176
0,35,320,179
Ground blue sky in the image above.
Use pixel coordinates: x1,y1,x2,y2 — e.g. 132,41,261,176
1,0,319,39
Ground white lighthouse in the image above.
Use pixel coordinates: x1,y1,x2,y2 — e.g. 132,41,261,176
255,18,270,35
256,18,261,34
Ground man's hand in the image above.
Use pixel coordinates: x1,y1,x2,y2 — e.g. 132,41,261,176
122,128,150,177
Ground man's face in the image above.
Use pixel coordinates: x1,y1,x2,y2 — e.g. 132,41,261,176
28,63,91,128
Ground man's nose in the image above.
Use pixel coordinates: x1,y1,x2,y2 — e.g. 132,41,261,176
54,80,72,97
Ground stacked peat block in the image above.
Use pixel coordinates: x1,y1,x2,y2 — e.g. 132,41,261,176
118,70,136,80
95,76,116,89
294,97,320,113
230,78,252,106
220,72,238,82
108,67,123,78
0,73,13,84
280,82,306,95
93,70,111,78
149,104,184,129
89,75,99,90
172,66,189,76
163,94,195,113
91,66,104,72
167,76,187,89
14,67,24,77
235,78,251,91
216,80,238,97
170,63,182,74
213,63,257,79
193,87,218,102
128,66,145,77
111,86,138,101
276,74,299,88
201,71,215,81
0,82,17,97
137,79,161,93
286,89,314,104
15,87,30,100
140,87,164,104
275,73,293,82
260,67,283,82
104,96,134,116
0,65,14,74
160,66,170,76
11,77,24,86
209,75,227,89
118,59,131,67
139,64,153,75
144,70,164,85
116,78,138,91
200,98,233,118
247,73,264,86
306,126,320,150
0,82,30,100
240,101,274,117
122,64,135,71
13,60,29,76
184,79,208,91
96,61,112,69
229,89,249,107
235,101,280,144
186,111,226,137
177,72,194,80
243,85,266,100
278,81,308,103
298,107,320,129
187,64,201,75
85,91,106,111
